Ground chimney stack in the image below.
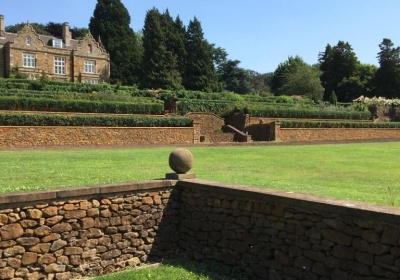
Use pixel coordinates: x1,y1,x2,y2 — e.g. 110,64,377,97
62,22,71,46
0,15,5,37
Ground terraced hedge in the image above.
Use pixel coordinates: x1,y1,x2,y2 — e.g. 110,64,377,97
248,107,371,120
0,113,192,127
0,97,163,115
280,120,400,128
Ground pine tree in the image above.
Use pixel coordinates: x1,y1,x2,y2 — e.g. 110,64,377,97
89,0,140,85
319,41,359,101
141,8,182,89
374,38,400,98
184,17,218,92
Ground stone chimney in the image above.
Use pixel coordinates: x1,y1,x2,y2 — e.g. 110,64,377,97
0,15,5,37
62,22,71,46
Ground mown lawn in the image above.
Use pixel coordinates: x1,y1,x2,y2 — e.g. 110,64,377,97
91,260,248,280
0,142,399,206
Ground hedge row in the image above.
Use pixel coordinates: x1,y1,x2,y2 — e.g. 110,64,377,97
0,97,164,115
248,107,371,120
177,100,237,115
0,113,192,127
280,120,400,128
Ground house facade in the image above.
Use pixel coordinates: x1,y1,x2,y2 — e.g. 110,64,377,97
0,15,110,83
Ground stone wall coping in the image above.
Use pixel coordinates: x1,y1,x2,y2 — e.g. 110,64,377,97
178,179,400,223
0,179,177,206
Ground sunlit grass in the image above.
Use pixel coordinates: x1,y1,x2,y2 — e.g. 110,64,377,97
91,260,248,280
1,142,399,206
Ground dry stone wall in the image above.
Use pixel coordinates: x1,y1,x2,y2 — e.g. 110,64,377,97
1,179,400,279
276,126,400,142
178,179,400,280
0,126,200,148
0,181,180,280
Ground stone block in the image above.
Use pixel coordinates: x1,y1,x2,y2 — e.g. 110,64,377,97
38,253,56,265
64,247,83,255
21,252,38,265
0,224,23,240
26,209,42,219
16,237,39,246
0,267,14,279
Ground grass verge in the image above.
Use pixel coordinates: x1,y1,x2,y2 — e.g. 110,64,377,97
91,260,249,280
0,142,399,206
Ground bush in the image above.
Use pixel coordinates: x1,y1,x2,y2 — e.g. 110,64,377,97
177,100,237,115
0,97,164,115
280,120,400,128
247,107,371,120
0,113,192,127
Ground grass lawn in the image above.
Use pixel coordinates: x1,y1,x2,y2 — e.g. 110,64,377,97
91,260,248,280
0,142,399,206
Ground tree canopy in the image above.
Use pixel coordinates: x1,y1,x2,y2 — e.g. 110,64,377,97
318,41,359,101
374,38,400,98
183,17,219,92
89,0,141,85
141,8,182,89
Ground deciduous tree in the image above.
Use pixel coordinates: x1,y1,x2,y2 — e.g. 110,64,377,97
280,64,324,101
270,56,308,95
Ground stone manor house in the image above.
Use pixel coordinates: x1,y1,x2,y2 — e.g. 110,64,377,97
0,15,110,83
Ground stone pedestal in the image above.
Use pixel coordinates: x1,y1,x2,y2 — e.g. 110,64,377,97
165,173,196,180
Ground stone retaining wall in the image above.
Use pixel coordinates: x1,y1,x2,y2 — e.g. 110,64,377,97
275,125,400,142
0,181,180,280
0,126,200,148
1,179,400,279
178,179,400,280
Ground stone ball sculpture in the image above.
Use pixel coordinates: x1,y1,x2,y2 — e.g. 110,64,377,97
169,148,194,174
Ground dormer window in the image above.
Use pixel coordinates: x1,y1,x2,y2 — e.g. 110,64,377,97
52,39,63,48
26,36,31,45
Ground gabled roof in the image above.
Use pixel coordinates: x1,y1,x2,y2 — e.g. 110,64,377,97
0,24,80,50
0,32,17,46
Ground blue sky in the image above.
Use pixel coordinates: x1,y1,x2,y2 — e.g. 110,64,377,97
2,0,400,73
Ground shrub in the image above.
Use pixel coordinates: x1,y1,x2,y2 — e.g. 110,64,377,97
280,120,400,128
247,107,371,120
0,97,163,115
0,113,192,127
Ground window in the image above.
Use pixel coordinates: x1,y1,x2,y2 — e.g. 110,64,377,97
85,79,99,84
26,36,31,45
84,60,96,73
54,57,66,75
23,53,35,68
52,39,62,48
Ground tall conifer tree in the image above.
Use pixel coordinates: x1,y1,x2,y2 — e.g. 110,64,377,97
318,41,359,101
141,8,182,89
89,0,140,85
374,38,400,98
184,17,218,92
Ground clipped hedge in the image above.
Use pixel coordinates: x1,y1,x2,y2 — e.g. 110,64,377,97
248,107,371,120
0,97,164,115
280,120,400,129
0,113,192,127
177,99,237,115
